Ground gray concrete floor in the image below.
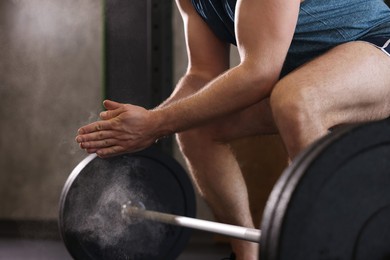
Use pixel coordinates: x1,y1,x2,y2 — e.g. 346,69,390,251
0,232,232,260
178,232,232,260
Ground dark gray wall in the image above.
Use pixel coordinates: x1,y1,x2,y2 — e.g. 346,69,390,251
0,0,102,219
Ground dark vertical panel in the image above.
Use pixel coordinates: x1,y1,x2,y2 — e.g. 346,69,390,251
150,0,173,153
104,0,173,153
104,0,150,106
150,0,173,108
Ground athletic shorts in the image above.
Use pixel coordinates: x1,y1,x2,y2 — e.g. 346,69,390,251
191,0,390,77
281,0,390,77
361,36,390,57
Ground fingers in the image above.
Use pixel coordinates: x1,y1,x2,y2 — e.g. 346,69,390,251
76,128,117,143
76,100,155,157
78,138,118,150
103,99,122,110
76,128,127,158
100,100,127,120
100,109,122,120
76,107,130,157
85,146,127,158
95,146,127,158
77,120,113,135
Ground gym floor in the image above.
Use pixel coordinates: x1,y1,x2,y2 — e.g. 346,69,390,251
0,231,232,260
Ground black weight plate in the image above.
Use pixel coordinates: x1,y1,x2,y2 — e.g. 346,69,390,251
260,118,390,260
59,147,196,260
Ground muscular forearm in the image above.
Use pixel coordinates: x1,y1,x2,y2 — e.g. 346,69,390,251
158,73,213,108
152,63,279,137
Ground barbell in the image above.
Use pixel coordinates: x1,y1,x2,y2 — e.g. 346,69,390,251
59,118,390,259
120,200,261,243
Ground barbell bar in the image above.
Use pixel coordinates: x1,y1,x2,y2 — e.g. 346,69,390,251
121,201,261,242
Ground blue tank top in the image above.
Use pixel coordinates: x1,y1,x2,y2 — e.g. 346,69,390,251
191,0,236,45
191,0,390,76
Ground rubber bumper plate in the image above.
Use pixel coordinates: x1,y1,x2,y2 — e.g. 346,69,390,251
59,147,196,260
260,118,390,260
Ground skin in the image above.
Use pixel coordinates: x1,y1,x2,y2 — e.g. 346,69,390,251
76,0,390,259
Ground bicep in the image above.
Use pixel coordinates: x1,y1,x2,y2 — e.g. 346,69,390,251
235,0,300,77
176,0,231,78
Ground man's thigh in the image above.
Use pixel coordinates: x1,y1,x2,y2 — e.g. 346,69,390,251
275,41,390,129
193,98,279,142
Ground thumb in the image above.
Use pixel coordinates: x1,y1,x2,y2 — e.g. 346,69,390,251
100,100,126,119
103,99,123,110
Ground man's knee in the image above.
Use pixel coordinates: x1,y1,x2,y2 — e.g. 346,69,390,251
270,78,322,132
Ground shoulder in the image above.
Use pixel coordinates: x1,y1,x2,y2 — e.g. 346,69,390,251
176,0,211,30
175,0,198,17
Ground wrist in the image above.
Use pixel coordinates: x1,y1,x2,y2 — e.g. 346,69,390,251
149,108,175,139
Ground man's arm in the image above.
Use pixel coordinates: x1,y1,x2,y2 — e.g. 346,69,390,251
154,0,301,133
76,0,301,157
76,0,231,156
159,0,231,107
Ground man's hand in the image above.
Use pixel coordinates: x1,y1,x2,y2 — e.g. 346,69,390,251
76,100,160,158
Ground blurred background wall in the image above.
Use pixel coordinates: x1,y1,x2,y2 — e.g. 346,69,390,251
0,0,103,220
